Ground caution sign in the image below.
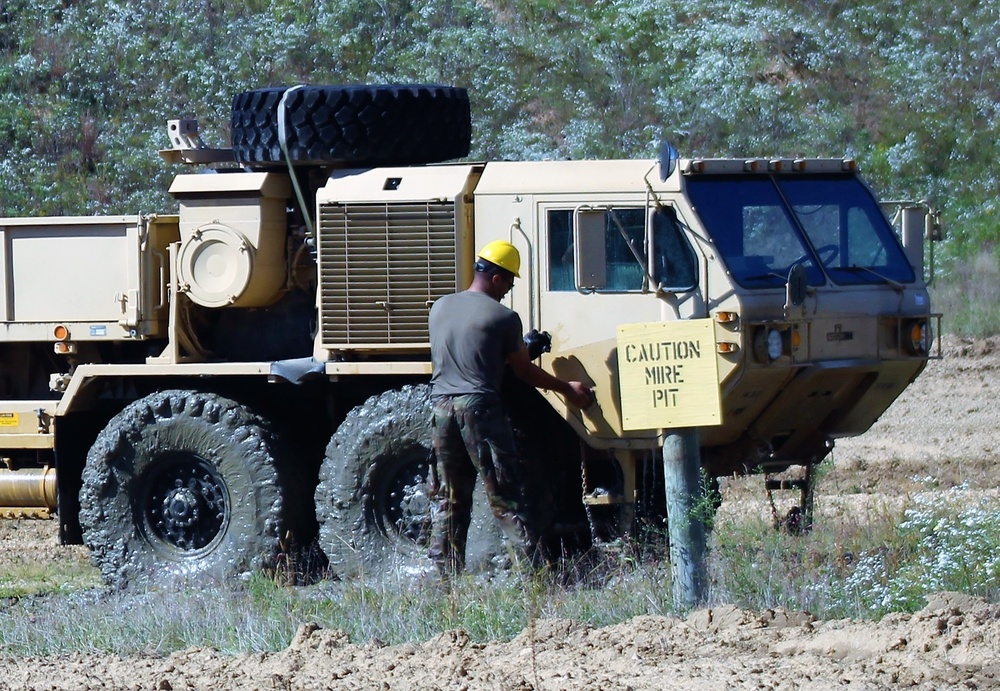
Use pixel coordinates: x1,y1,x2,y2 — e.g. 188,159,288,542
617,320,722,431
0,413,18,428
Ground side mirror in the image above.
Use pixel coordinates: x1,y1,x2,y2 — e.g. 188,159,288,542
900,205,926,274
786,263,807,307
658,141,679,182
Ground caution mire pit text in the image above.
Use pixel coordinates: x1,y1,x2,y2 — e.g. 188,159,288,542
616,320,722,431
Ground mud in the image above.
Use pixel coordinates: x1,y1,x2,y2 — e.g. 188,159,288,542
1,593,997,689
78,389,283,589
315,384,504,577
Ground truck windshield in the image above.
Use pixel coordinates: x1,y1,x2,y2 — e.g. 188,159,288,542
776,175,915,285
686,174,915,288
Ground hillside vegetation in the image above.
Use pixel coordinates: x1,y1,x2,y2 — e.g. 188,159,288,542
2,0,997,331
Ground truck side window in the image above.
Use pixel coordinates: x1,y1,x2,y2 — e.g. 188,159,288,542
652,207,697,291
548,210,575,291
604,208,646,290
547,208,647,291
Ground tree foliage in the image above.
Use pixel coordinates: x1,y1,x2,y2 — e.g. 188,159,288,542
1,0,998,272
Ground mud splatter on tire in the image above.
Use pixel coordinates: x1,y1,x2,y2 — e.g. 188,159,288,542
315,385,503,577
78,390,283,589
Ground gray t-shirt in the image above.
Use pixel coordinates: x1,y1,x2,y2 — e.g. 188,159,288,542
429,290,523,397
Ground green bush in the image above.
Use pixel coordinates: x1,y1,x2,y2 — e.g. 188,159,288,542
842,486,1000,615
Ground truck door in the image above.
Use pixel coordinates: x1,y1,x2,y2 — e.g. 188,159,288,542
536,203,704,437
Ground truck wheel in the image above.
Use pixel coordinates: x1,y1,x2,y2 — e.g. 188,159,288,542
79,390,283,589
315,385,503,577
231,85,471,166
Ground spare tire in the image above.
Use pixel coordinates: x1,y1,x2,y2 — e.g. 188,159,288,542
231,84,471,166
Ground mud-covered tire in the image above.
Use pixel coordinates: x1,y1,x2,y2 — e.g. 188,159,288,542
79,390,284,589
231,85,471,166
315,385,503,577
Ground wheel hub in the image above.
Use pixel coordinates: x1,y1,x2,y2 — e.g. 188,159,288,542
381,461,433,546
145,457,228,552
163,487,200,528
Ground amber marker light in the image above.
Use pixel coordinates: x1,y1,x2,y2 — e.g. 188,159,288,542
790,328,802,350
53,325,69,341
717,342,739,353
714,311,738,323
909,321,928,354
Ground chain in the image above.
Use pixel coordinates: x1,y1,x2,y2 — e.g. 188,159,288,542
765,472,781,530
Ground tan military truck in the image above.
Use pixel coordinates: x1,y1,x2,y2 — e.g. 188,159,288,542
0,85,938,587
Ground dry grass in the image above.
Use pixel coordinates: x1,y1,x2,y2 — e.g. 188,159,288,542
932,250,1000,338
0,479,996,657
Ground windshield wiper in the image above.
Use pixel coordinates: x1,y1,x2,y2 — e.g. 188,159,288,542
741,273,787,283
839,265,904,291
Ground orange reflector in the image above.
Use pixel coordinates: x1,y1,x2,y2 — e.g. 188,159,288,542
769,160,784,172
714,311,738,323
53,325,69,341
793,159,807,171
790,329,801,349
717,342,739,353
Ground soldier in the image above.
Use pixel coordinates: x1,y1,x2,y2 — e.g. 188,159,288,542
428,240,594,575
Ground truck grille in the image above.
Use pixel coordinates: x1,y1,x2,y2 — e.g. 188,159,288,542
318,202,457,349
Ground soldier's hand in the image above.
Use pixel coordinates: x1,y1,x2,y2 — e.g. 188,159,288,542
567,381,595,409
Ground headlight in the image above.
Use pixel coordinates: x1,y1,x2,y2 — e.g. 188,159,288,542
753,327,786,363
767,330,783,359
907,320,930,355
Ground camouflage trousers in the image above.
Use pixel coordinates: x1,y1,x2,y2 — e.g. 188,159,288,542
428,393,538,575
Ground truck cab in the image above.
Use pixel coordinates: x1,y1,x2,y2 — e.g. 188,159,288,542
312,153,938,540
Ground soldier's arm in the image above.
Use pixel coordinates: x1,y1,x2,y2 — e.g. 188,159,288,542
507,345,593,408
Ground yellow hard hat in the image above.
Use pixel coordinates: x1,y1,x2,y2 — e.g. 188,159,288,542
477,240,521,277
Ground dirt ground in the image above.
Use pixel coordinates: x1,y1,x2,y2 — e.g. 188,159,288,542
2,335,1000,690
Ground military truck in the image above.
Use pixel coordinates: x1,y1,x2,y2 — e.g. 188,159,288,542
0,85,939,587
